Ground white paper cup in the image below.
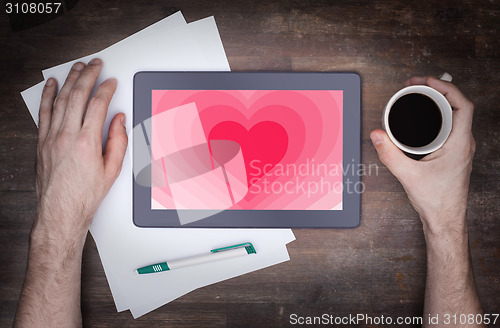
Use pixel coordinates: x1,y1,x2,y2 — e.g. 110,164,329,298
383,84,453,155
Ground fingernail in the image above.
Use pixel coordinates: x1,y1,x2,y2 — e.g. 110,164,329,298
120,114,126,126
108,77,117,84
73,62,85,71
89,58,101,65
370,133,383,146
46,78,54,87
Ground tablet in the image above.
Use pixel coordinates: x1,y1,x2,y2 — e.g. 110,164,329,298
133,72,361,228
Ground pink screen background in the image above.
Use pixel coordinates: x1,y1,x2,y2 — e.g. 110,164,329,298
151,90,343,210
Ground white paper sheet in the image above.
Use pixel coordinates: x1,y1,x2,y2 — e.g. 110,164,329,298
20,12,295,318
20,81,45,126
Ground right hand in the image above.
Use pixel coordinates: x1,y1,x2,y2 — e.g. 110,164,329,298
370,76,475,236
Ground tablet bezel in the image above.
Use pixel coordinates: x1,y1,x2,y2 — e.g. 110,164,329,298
133,72,361,228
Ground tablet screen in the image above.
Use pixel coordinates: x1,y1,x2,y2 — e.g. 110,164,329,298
149,90,343,212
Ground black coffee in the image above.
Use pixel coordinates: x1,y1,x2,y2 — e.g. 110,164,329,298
388,93,442,147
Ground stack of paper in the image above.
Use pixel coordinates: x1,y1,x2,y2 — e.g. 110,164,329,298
21,11,295,318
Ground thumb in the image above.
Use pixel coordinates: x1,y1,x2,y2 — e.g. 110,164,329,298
370,129,415,179
103,113,128,189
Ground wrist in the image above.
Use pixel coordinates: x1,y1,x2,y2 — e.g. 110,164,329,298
34,202,91,240
421,212,469,255
30,216,88,253
419,205,468,236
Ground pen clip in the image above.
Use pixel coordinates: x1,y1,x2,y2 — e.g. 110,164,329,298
211,242,256,254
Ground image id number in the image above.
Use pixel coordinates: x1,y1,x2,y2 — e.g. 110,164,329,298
6,2,62,14
443,313,499,326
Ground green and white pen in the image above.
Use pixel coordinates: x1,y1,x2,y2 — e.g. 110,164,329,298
136,242,257,274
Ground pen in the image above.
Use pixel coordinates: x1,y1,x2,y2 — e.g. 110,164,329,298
136,242,257,274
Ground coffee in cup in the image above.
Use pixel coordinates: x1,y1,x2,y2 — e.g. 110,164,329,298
383,77,453,155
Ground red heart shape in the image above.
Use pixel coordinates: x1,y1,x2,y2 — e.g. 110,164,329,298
208,121,288,186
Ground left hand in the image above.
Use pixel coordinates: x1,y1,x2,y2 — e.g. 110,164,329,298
34,58,128,243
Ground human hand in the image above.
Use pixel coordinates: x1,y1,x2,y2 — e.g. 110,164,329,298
34,58,127,244
370,76,475,236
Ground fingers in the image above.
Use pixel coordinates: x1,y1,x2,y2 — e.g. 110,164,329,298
404,76,428,86
48,62,85,136
38,78,58,146
405,76,474,135
62,58,103,131
82,78,118,138
103,113,128,188
426,77,474,136
370,129,416,180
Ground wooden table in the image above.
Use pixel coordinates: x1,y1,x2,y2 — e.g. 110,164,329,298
1,1,499,326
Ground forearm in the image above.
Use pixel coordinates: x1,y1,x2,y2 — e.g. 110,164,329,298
422,213,484,328
14,221,87,328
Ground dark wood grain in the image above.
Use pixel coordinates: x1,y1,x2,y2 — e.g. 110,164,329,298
1,1,499,327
